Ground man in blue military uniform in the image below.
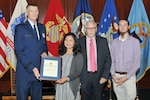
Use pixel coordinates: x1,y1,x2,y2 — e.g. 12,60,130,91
14,4,48,100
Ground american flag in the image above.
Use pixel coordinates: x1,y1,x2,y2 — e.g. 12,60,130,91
0,10,10,78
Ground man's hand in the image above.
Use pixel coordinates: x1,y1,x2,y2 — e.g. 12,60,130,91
99,78,107,84
48,51,54,57
112,75,120,83
112,75,128,86
33,67,40,80
41,52,48,57
117,77,128,86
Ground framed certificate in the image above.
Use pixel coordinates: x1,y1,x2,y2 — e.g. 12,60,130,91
40,56,61,81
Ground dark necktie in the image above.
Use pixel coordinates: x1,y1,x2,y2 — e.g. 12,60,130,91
33,25,39,40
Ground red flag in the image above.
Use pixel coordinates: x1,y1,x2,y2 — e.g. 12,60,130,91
0,10,10,78
43,0,71,56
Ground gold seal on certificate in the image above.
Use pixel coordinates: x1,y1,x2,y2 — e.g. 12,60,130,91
40,56,61,81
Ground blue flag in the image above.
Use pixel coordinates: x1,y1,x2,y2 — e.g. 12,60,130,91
128,0,150,81
72,0,94,38
97,0,119,46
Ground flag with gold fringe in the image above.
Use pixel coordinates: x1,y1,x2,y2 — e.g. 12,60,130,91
128,0,150,81
43,0,71,56
72,0,94,38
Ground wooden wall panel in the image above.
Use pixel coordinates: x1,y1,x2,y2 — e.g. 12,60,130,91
0,70,10,92
89,0,105,22
62,0,78,22
143,0,150,20
1,0,150,23
35,0,49,23
0,0,11,22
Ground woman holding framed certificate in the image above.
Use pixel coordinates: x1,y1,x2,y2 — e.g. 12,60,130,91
55,32,84,100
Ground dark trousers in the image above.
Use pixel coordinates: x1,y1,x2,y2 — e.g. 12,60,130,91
81,72,104,100
16,80,42,100
0,92,2,100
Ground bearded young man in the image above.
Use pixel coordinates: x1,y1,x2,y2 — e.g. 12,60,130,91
110,19,140,100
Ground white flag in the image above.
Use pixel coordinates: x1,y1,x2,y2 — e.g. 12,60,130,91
6,0,28,71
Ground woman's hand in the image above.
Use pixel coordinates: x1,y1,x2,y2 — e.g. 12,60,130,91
56,77,69,84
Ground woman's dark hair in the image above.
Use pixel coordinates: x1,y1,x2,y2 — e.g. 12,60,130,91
59,32,81,56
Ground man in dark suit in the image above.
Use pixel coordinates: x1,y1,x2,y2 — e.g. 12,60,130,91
78,20,111,100
14,4,48,100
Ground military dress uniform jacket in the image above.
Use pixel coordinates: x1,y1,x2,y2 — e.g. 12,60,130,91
14,20,48,81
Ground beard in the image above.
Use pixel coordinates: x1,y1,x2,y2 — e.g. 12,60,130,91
120,32,126,36
119,29,130,36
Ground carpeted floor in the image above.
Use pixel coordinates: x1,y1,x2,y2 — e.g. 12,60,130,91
102,88,150,100
43,87,150,100
1,83,150,100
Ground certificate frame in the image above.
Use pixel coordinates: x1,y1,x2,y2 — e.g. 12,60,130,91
40,56,61,81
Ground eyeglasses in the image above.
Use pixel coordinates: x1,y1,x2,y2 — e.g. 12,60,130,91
86,27,96,30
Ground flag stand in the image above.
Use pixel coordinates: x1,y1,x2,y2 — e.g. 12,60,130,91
10,68,16,95
107,79,112,100
135,82,140,100
109,87,112,100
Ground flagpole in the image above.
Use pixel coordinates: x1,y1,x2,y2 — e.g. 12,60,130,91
10,68,16,95
10,68,13,95
107,79,112,100
135,82,140,100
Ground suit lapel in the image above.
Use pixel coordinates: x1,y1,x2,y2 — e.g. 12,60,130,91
25,20,39,40
83,37,88,67
96,37,103,70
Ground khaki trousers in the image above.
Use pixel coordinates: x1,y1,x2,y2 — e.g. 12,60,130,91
112,73,136,100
